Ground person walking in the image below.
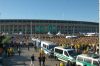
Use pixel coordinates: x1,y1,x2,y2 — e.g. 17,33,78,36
66,61,70,66
38,54,42,66
30,53,35,66
60,62,65,66
41,55,46,66
7,48,10,56
18,48,21,56
34,45,37,52
8,47,14,56
40,49,44,56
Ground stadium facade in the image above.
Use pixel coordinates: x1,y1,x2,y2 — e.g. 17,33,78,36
0,19,99,34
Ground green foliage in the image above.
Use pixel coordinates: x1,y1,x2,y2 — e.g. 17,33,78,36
1,36,11,44
0,36,5,43
0,36,5,47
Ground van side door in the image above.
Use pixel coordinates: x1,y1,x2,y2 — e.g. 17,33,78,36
76,56,84,66
84,58,92,66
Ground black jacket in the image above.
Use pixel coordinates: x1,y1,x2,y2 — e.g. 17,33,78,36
31,55,34,61
42,56,46,62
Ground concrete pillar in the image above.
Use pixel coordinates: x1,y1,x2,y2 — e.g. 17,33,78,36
31,21,32,36
25,25,27,34
4,25,5,33
12,25,14,34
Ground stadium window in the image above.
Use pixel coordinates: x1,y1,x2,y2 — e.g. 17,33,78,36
65,26,67,28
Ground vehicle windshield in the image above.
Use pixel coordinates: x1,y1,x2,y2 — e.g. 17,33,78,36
93,61,99,66
68,50,77,57
48,45,56,50
88,53,99,58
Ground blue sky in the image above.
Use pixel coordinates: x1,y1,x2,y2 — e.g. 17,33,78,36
0,0,99,22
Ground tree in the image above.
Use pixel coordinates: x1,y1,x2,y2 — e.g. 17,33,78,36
2,36,11,44
0,35,5,47
0,35,5,54
0,35,11,47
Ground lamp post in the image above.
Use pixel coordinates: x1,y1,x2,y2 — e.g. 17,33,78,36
19,31,23,48
99,0,100,55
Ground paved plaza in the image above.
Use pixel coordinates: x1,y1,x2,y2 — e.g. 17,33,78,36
4,47,60,66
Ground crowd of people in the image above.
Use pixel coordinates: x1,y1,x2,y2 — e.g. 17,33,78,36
32,34,99,54
0,33,99,66
9,34,99,55
30,34,99,66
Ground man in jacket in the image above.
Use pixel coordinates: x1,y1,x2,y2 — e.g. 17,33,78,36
31,54,35,66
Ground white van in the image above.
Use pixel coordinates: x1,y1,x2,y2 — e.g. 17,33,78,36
41,41,57,56
32,38,41,48
76,54,100,66
54,46,77,62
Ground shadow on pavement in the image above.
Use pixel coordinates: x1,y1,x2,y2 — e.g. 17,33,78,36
5,54,31,66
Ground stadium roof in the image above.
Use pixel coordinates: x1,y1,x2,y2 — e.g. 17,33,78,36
0,19,98,25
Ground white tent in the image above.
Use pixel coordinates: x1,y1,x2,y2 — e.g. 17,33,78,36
19,32,23,35
85,32,97,36
66,35,77,38
56,31,64,36
56,31,61,35
47,31,53,37
47,31,52,35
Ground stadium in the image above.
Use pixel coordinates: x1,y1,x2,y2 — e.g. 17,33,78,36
0,19,99,34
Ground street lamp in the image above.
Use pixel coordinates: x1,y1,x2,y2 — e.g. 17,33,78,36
19,31,23,47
